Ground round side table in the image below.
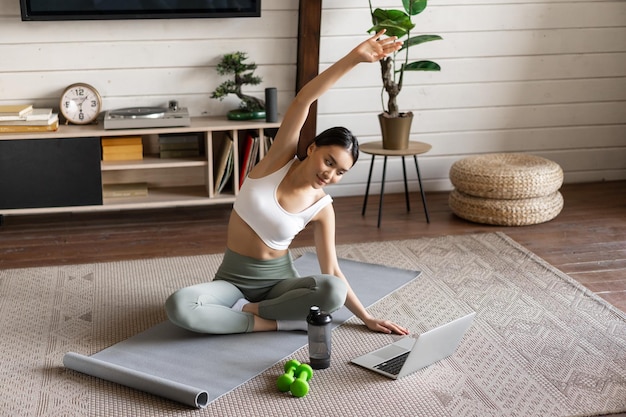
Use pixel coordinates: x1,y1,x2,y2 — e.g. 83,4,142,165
360,141,431,228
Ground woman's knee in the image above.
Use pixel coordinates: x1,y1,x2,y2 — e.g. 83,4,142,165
164,286,213,331
317,275,348,311
165,289,254,334
164,290,193,329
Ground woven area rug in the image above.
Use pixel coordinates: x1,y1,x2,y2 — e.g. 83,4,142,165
1,232,625,416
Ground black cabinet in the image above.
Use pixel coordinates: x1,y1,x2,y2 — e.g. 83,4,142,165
0,137,102,209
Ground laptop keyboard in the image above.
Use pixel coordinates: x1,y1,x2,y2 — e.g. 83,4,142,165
374,351,410,375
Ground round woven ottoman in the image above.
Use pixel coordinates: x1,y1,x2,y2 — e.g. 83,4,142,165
449,189,564,226
448,153,564,226
450,153,563,199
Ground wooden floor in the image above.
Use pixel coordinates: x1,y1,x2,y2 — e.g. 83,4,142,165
1,180,625,313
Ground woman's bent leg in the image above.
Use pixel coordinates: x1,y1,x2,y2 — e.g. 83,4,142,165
258,274,348,320
165,280,255,334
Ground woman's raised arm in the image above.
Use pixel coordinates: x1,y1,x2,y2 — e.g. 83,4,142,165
259,31,402,170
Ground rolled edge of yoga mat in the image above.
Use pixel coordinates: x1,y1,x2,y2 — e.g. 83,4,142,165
63,352,209,408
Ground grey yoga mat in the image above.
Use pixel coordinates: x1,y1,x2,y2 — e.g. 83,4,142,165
63,252,420,408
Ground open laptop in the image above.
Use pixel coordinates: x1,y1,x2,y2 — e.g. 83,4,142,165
351,311,476,379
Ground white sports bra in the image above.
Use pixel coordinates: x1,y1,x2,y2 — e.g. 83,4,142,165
233,158,333,250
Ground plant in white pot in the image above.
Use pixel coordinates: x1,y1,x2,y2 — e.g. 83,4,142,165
368,0,442,149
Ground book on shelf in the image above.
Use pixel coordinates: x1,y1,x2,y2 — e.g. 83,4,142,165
0,104,33,118
102,144,144,154
239,134,254,187
214,134,234,194
218,149,234,194
0,112,58,127
158,134,200,145
159,133,202,158
159,141,200,151
0,108,54,123
239,133,260,188
101,136,144,161
247,136,260,177
102,183,149,198
102,152,144,161
102,150,144,161
159,149,200,158
1,114,57,126
264,135,274,154
101,136,143,146
0,118,59,133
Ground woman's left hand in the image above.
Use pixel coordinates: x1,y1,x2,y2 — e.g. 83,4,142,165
364,317,410,335
355,29,403,63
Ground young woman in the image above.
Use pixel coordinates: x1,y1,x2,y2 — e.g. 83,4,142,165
165,31,409,336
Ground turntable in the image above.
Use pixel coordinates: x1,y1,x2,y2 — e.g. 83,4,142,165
104,104,191,130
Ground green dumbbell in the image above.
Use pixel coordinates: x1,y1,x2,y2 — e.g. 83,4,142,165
290,363,314,398
276,359,301,392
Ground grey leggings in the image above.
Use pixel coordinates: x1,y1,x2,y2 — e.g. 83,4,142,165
165,249,348,334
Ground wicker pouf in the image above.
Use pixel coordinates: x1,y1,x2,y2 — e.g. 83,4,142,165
448,153,564,226
450,153,563,199
449,189,564,226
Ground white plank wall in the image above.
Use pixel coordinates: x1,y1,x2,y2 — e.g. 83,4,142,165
1,0,625,198
319,0,626,195
0,0,300,117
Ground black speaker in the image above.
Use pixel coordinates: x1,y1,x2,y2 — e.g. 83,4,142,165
265,87,277,122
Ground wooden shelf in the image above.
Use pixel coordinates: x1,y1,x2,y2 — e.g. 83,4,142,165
0,116,279,140
103,186,235,209
0,116,279,216
101,155,208,171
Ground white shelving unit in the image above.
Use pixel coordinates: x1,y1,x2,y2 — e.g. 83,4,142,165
0,116,280,216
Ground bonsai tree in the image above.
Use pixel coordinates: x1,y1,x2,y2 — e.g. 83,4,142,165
210,51,265,114
368,0,442,118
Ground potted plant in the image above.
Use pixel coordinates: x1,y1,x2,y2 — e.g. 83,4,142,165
210,51,266,120
368,0,442,149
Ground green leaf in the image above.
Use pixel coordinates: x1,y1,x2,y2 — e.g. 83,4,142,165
369,10,415,38
400,34,443,51
368,21,409,38
241,74,262,85
402,60,441,71
403,0,428,16
372,8,408,23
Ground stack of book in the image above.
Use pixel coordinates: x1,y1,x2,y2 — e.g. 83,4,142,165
101,136,143,161
0,105,59,133
102,182,149,198
159,134,201,158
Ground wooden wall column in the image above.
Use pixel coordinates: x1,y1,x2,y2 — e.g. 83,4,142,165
296,0,322,159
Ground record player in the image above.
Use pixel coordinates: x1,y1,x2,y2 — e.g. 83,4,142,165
104,102,191,130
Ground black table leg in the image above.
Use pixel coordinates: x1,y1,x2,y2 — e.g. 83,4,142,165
362,154,376,216
413,155,430,223
377,156,388,228
402,156,410,212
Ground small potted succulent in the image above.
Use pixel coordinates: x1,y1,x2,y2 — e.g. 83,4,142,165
211,51,265,120
368,0,442,149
